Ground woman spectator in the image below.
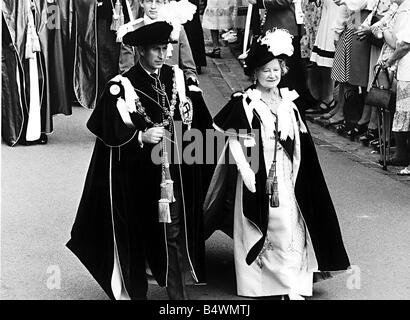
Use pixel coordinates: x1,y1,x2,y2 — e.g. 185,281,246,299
382,0,410,166
202,0,238,58
301,0,322,60
328,0,372,132
310,0,340,114
347,0,397,140
203,29,350,300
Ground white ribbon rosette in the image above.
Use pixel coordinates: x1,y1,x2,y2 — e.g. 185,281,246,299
260,29,294,58
157,0,197,41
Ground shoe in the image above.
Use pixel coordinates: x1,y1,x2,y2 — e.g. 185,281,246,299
205,47,221,59
18,133,48,146
346,122,369,140
324,117,344,127
221,30,235,40
370,138,382,151
288,293,305,300
336,121,350,135
321,99,336,112
316,111,337,120
397,167,410,176
305,100,336,114
226,33,238,43
359,128,378,145
38,133,48,144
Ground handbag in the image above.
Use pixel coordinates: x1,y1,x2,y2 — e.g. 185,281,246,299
365,65,395,110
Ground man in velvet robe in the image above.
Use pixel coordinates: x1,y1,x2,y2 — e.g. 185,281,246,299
2,0,71,146
66,22,208,300
72,0,140,109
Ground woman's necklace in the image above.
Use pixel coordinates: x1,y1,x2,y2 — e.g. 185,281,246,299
260,88,282,114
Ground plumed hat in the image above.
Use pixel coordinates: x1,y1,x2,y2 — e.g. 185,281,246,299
243,29,294,76
122,21,174,46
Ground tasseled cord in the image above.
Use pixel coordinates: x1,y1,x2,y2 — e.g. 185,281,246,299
158,140,174,223
266,162,279,208
266,112,279,208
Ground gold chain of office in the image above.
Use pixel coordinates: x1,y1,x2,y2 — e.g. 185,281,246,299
134,74,178,129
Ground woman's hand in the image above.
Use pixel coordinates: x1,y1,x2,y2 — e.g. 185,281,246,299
354,25,372,41
237,164,256,193
141,127,164,144
334,33,340,49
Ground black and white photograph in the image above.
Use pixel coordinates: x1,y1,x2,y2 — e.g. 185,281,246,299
1,0,410,310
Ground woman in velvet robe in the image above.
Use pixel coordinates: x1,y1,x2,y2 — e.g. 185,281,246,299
203,29,350,299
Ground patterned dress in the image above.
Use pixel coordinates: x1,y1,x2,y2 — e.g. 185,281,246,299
202,0,237,30
331,3,371,87
392,0,410,132
310,0,339,67
331,5,355,83
301,0,322,59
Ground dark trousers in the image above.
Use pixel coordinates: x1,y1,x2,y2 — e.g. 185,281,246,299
127,180,188,300
166,180,189,300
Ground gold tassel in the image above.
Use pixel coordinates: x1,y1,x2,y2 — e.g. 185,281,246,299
265,163,275,195
266,162,279,207
270,176,279,208
110,0,124,31
162,151,175,202
158,182,172,223
25,28,34,59
158,199,171,223
32,33,41,52
164,180,175,203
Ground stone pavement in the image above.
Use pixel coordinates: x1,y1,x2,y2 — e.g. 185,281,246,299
204,43,410,188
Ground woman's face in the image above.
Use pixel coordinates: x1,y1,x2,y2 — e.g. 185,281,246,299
255,59,281,90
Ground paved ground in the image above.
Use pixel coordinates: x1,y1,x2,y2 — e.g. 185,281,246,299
2,45,410,300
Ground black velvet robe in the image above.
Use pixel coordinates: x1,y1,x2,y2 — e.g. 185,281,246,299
204,92,351,272
66,63,211,299
2,0,72,146
181,0,206,68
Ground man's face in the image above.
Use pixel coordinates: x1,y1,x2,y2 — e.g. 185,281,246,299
139,43,168,71
140,0,166,20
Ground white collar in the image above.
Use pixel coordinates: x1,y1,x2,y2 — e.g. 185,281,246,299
138,61,159,77
143,14,157,25
244,88,307,141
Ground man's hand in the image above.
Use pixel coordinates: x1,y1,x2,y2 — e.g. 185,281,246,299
141,127,164,144
354,26,371,41
247,0,257,5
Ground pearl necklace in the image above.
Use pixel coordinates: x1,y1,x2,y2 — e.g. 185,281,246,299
260,90,282,113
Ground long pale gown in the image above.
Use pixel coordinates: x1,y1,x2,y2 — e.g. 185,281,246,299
233,93,318,297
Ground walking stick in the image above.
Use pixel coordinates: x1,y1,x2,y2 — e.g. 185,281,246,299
238,4,253,60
